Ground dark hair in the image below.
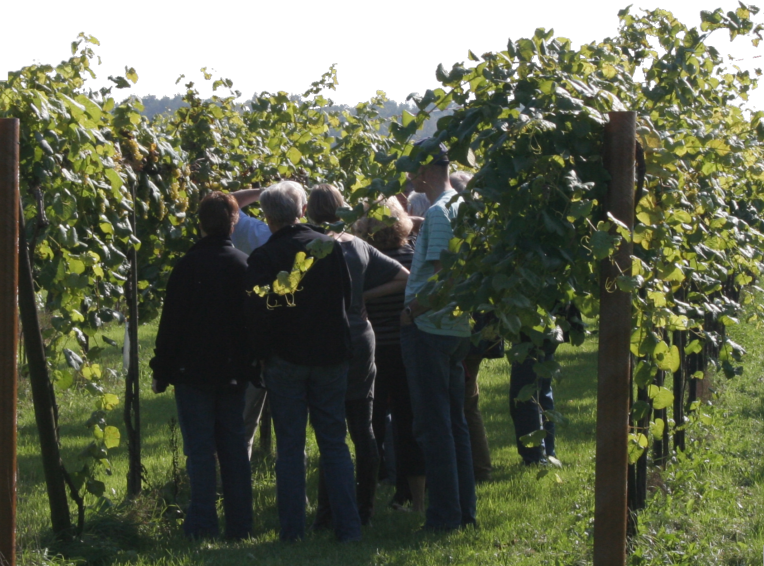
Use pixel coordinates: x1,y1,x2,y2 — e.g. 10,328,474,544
199,191,239,237
307,184,346,224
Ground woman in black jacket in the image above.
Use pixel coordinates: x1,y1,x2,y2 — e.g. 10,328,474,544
150,191,254,540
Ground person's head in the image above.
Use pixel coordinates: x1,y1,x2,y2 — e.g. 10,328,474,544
408,138,450,193
450,171,473,193
259,181,307,230
307,184,346,224
354,197,413,250
198,191,239,237
407,192,432,217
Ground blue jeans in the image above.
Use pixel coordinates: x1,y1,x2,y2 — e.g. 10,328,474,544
509,356,556,462
264,355,361,542
174,383,252,539
400,325,476,530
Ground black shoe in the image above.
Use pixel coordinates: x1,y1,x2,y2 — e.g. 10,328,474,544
474,471,493,483
309,518,332,532
310,507,333,532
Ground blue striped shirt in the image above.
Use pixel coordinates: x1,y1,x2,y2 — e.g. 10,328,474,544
404,189,470,337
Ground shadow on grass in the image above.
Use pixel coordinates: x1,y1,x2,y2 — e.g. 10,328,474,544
38,479,452,566
17,391,181,489
19,335,602,566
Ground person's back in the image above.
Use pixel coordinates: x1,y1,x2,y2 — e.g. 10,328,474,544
247,223,351,366
150,191,254,541
245,181,361,543
154,238,250,388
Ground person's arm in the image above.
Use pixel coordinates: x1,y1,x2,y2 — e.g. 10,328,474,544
149,262,188,392
401,207,452,325
363,267,409,301
232,188,263,212
399,263,438,326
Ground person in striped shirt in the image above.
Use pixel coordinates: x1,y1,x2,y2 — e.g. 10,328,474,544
399,140,476,531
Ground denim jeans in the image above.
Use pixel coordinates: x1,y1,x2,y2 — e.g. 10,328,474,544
400,325,476,530
315,397,379,526
174,383,252,539
509,356,556,462
264,355,361,542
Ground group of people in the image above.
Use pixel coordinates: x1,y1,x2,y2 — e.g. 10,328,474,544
149,140,559,543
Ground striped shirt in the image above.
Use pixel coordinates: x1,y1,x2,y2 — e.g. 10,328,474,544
365,245,415,347
404,190,470,337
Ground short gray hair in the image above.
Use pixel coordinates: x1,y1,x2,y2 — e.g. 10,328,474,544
450,171,473,193
408,192,432,217
260,181,307,225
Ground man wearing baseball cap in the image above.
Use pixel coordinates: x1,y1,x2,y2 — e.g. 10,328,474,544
399,139,476,531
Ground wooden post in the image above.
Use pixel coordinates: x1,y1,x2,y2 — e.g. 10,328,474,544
124,179,142,499
19,202,73,536
594,111,635,566
0,118,20,566
672,286,686,453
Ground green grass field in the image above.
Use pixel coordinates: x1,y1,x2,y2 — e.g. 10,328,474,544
14,317,764,565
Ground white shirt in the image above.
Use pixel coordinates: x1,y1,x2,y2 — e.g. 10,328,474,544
231,213,271,256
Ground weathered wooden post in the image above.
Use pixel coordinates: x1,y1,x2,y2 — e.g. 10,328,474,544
125,181,142,499
0,118,20,566
594,111,636,566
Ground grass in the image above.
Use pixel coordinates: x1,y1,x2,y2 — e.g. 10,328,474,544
13,316,764,565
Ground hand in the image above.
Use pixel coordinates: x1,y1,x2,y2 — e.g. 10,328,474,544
400,308,414,327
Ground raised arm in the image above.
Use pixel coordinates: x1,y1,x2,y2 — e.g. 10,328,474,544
233,188,263,211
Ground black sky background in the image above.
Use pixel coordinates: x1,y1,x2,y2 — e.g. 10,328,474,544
0,0,764,108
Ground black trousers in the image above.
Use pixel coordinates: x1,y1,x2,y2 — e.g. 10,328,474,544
376,343,425,504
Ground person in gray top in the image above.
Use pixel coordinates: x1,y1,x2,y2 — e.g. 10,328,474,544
307,184,409,527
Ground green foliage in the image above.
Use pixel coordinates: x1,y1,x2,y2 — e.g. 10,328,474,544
380,5,764,455
7,4,764,537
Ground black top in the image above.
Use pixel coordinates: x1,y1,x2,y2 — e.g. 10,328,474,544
339,236,404,400
246,223,352,366
150,235,253,391
365,244,415,347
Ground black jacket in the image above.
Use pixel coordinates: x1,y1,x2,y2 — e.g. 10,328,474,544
246,223,352,366
150,235,254,391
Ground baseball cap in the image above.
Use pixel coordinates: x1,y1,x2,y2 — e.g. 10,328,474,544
413,137,450,165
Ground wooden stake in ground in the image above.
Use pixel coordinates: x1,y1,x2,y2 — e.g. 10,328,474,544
124,181,142,499
594,111,636,566
0,118,20,566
